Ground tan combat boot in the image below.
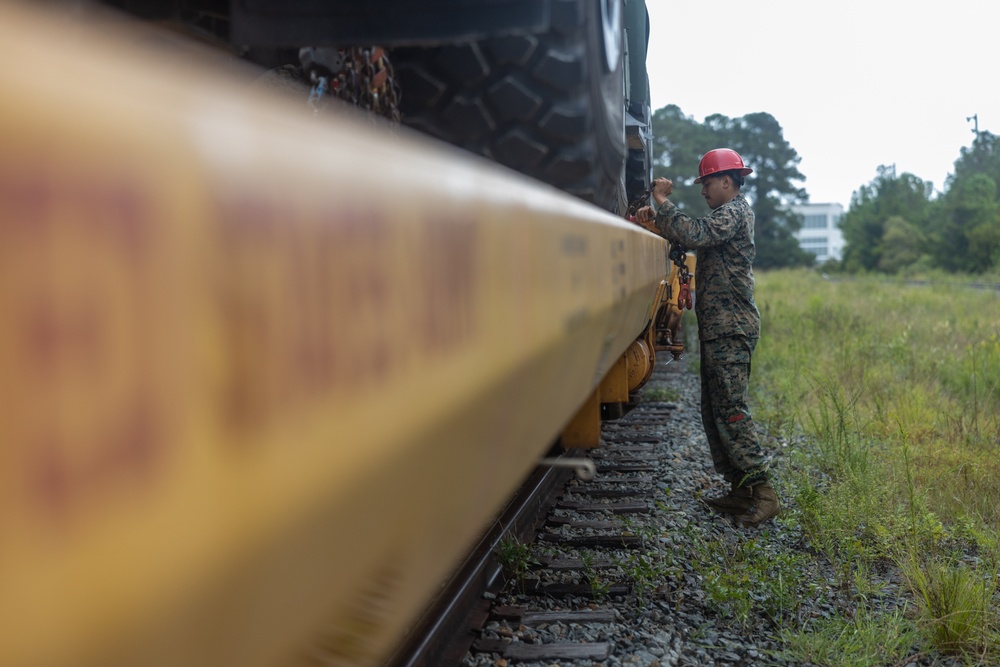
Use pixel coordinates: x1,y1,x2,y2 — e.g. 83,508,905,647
704,484,753,515
732,484,781,527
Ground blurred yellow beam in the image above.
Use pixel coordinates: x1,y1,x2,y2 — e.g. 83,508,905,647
0,4,670,667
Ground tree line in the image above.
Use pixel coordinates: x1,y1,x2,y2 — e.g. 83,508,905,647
841,132,1000,274
651,105,1000,274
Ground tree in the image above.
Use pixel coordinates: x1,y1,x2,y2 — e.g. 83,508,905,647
839,167,933,272
928,131,1000,273
650,107,811,269
878,215,927,274
838,132,1000,275
649,105,712,212
932,173,1000,273
949,131,1000,199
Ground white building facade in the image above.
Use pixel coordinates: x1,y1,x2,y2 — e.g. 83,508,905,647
791,202,845,262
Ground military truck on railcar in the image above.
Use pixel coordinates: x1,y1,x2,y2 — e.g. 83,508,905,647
99,0,653,214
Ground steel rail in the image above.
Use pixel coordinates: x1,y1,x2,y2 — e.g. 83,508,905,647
381,456,574,667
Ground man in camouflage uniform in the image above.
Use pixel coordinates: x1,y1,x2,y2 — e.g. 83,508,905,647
635,148,779,527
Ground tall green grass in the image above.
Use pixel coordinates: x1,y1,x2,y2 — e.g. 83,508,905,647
753,270,1000,662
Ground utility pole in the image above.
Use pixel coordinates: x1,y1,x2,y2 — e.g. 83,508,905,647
967,113,979,137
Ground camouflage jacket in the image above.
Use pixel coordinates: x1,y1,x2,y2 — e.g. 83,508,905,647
653,194,760,341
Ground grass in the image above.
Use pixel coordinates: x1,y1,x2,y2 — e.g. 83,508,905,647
778,606,919,667
492,271,999,662
642,386,683,403
902,556,996,656
750,269,1000,663
494,535,534,584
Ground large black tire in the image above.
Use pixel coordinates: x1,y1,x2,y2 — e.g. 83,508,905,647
392,0,627,213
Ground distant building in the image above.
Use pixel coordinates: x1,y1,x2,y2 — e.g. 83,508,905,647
791,202,845,262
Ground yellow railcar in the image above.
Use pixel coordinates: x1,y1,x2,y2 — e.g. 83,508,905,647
0,5,690,667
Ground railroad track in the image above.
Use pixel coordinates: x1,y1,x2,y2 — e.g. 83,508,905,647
383,355,692,667
470,356,688,666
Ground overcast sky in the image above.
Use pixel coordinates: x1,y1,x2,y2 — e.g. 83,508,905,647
644,0,997,207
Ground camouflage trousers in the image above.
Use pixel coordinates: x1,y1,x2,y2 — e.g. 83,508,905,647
699,335,770,486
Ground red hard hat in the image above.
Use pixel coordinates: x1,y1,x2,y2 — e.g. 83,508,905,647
694,148,753,183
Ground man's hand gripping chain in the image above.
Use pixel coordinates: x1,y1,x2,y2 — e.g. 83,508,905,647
624,181,692,311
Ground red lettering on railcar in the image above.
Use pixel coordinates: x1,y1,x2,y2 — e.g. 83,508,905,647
417,217,478,353
335,207,394,384
214,193,401,433
0,167,152,252
32,436,75,518
213,191,483,435
30,398,162,519
77,180,152,262
214,193,280,429
25,294,103,381
0,162,164,522
0,167,55,230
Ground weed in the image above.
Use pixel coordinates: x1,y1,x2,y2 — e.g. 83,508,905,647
494,535,533,584
588,572,611,600
618,551,665,603
901,556,998,657
779,605,919,667
616,518,675,603
580,551,611,600
693,534,806,628
643,386,682,403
